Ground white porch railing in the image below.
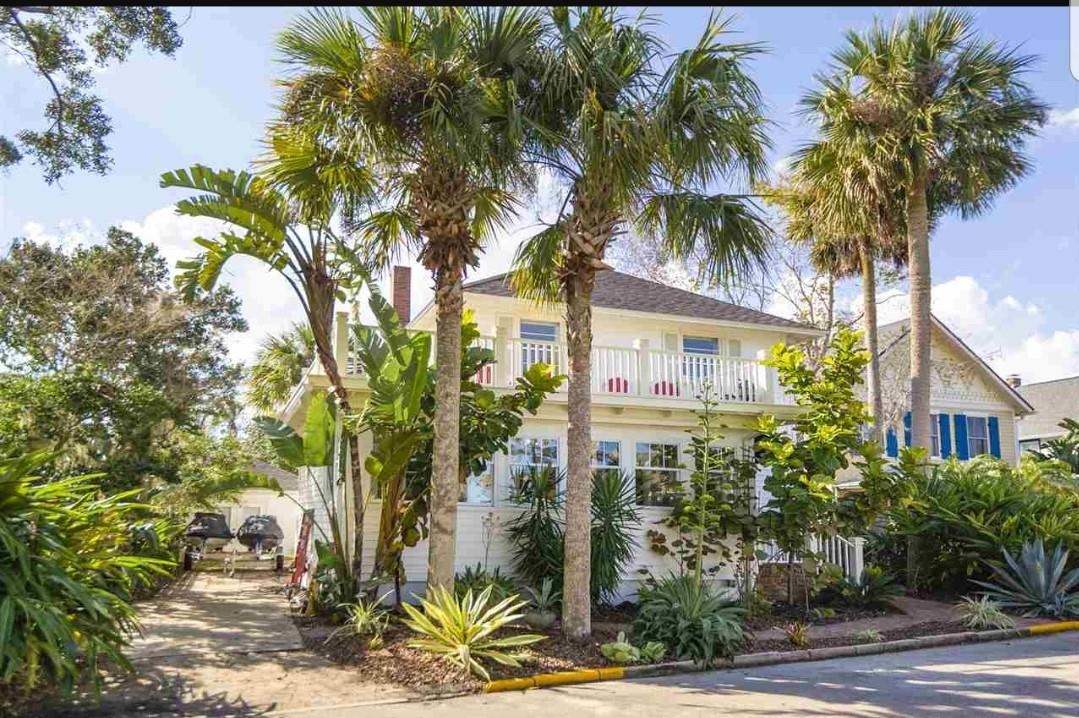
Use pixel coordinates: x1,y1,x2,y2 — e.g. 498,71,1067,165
758,534,866,584
341,316,791,406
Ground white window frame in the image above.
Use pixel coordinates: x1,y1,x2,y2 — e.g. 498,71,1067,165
592,440,622,482
929,413,941,458
633,441,682,508
506,437,560,503
967,415,990,457
519,321,558,342
459,463,494,506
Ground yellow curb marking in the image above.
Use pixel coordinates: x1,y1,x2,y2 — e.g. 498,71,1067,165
484,666,624,693
1029,620,1079,635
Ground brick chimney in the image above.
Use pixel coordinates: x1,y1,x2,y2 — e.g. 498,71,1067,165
1006,373,1022,388
391,266,411,324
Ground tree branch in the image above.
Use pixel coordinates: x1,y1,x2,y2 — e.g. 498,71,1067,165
7,9,67,138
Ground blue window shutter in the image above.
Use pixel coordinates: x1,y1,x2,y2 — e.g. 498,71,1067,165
988,416,1001,458
954,414,969,460
939,413,952,458
903,412,912,447
885,428,898,457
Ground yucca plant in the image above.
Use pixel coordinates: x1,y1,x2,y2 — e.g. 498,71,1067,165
973,539,1079,619
957,595,1016,631
401,586,546,680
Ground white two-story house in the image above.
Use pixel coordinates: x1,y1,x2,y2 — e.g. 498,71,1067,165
280,268,822,599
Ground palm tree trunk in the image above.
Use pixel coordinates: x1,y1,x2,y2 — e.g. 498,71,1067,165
906,169,932,452
860,239,883,441
563,272,594,641
427,267,463,592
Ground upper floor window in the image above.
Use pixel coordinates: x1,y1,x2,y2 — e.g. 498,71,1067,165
635,442,681,507
682,336,719,355
967,416,989,457
929,413,941,458
520,321,558,343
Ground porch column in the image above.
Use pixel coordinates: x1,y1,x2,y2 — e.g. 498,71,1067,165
634,338,649,396
334,310,349,375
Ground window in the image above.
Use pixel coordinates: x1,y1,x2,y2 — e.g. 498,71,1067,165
1019,439,1042,454
592,440,622,481
967,416,989,457
634,442,681,507
929,414,941,458
682,336,718,384
519,322,559,374
520,321,558,342
508,437,559,501
682,336,719,355
459,466,493,505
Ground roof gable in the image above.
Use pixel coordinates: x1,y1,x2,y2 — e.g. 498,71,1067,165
877,315,1034,414
1016,375,1079,439
462,270,814,332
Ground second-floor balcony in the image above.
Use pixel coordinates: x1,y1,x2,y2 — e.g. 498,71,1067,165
335,318,794,407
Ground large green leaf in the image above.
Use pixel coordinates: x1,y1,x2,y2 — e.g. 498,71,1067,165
252,416,305,468
303,391,337,467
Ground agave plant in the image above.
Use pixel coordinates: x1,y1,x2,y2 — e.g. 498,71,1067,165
973,539,1079,618
401,586,546,680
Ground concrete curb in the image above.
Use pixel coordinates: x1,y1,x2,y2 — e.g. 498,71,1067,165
482,622,1079,694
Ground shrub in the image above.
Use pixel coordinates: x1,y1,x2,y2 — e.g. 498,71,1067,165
0,453,175,694
973,540,1079,619
600,632,640,664
328,593,392,649
855,628,883,643
633,574,746,665
401,586,545,681
522,577,560,613
957,595,1015,630
840,565,903,609
454,563,515,604
785,621,810,648
879,456,1079,593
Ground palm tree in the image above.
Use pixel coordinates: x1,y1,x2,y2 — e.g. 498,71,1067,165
512,8,771,640
803,9,1046,450
162,125,376,584
770,140,907,440
248,323,315,413
274,7,544,591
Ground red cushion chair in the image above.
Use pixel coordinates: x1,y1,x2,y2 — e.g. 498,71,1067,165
652,380,680,397
607,376,630,394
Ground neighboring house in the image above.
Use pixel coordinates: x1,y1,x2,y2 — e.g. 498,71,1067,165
212,462,303,557
1014,375,1079,453
872,315,1034,467
280,267,824,599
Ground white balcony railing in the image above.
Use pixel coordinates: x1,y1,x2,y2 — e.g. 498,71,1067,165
339,318,792,406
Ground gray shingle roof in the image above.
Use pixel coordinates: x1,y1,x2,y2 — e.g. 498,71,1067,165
463,270,814,331
251,462,298,492
1017,375,1079,440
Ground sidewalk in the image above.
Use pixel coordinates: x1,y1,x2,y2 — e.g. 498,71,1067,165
24,570,412,717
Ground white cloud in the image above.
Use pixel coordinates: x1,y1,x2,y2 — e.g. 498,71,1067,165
21,218,96,249
873,275,1079,383
1047,107,1079,130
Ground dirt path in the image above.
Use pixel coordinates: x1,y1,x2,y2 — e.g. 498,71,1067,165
23,571,413,717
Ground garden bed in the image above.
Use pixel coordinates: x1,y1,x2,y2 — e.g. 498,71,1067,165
293,613,972,695
745,602,894,631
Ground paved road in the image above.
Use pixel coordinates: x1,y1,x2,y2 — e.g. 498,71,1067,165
302,633,1079,718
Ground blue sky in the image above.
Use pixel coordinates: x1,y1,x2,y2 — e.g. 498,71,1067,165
2,6,1077,381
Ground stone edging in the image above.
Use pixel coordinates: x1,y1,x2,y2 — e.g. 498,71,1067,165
482,620,1079,693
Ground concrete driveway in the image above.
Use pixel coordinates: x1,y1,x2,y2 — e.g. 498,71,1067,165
23,570,410,717
310,632,1079,718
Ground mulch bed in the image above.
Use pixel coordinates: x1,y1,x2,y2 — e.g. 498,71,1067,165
294,610,971,696
294,615,620,696
745,603,893,631
748,619,967,653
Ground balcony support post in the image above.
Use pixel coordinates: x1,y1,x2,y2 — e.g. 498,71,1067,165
334,310,349,376
634,338,649,396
